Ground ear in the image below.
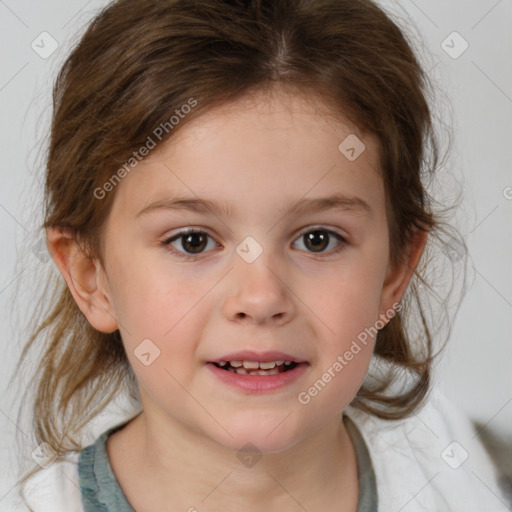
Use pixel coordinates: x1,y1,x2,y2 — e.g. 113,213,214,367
378,226,428,322
46,227,119,333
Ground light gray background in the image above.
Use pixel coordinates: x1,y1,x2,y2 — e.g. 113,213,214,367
1,0,511,505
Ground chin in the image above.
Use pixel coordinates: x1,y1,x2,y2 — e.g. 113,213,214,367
209,417,305,455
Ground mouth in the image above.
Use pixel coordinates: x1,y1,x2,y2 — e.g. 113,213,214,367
206,351,309,392
211,360,300,376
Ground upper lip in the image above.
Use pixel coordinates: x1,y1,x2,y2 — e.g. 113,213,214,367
208,350,307,364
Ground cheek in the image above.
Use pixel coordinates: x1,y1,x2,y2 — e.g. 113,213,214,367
109,247,206,334
296,335,374,419
298,279,379,414
106,256,216,396
116,276,211,407
300,260,383,404
306,263,384,340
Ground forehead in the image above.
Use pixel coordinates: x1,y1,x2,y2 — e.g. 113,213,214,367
108,88,385,223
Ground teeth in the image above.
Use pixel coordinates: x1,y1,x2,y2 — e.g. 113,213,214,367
258,369,280,375
242,361,260,369
227,367,281,376
215,360,299,373
234,360,291,369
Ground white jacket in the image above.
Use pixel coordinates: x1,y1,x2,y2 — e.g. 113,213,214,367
7,388,512,511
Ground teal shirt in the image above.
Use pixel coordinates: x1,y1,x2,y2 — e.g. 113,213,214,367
78,414,378,511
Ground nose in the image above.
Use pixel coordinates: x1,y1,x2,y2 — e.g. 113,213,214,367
222,256,297,326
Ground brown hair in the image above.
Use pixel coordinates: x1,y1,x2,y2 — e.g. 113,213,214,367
14,0,466,500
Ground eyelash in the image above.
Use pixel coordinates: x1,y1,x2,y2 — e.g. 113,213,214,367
161,227,347,261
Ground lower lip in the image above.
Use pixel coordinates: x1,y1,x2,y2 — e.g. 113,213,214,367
206,362,309,393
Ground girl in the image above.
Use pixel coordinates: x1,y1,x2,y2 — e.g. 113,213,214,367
11,0,511,510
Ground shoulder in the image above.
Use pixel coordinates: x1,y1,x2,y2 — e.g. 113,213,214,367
15,408,138,512
17,452,84,512
344,388,512,511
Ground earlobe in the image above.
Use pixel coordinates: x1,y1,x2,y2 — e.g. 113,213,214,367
378,227,428,322
46,227,119,333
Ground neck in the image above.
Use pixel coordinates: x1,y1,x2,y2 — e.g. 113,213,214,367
112,406,359,511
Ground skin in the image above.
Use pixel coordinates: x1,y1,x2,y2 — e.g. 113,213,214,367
47,87,427,511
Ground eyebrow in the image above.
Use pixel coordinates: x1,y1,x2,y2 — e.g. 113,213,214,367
135,193,372,219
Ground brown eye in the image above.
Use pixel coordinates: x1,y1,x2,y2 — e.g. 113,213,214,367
292,228,346,254
181,232,208,253
163,229,217,257
304,231,329,252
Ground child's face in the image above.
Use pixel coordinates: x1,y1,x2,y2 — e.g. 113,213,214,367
93,89,412,452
